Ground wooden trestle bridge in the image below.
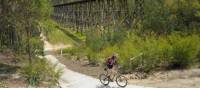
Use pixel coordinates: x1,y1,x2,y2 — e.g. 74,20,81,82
53,0,144,34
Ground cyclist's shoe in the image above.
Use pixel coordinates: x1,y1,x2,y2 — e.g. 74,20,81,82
110,79,114,82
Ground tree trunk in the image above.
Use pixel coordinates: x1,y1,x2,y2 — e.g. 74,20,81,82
26,22,32,64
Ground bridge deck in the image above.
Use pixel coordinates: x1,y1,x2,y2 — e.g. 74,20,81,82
54,0,96,7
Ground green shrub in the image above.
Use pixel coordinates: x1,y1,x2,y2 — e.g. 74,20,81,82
99,32,199,72
168,33,200,69
21,58,63,86
118,34,161,73
69,31,200,73
85,48,100,65
63,47,79,56
30,37,44,55
110,28,127,45
117,40,140,73
86,30,106,52
156,37,173,69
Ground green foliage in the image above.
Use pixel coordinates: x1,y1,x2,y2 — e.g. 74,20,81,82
86,30,108,52
78,32,200,73
110,28,128,45
50,0,200,73
30,37,44,55
0,0,52,52
168,33,200,68
141,0,200,34
142,0,172,33
73,32,86,41
85,48,100,65
174,0,200,30
49,0,200,73
41,20,76,45
21,58,63,86
84,27,128,65
63,48,79,56
63,45,86,56
34,0,53,19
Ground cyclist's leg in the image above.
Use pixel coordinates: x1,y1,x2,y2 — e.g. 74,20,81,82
107,65,114,81
110,66,116,81
113,65,118,75
106,65,111,76
110,66,117,79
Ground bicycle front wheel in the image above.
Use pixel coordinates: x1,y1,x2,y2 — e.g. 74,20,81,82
99,74,110,86
116,75,127,87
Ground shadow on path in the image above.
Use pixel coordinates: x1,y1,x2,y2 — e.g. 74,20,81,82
0,63,19,80
96,84,123,88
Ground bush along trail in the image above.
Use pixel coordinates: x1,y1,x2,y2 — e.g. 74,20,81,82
41,34,153,88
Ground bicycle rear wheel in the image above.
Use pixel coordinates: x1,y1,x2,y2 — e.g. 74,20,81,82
99,74,110,86
116,75,127,87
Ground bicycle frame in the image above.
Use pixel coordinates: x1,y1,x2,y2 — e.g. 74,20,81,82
104,67,121,81
100,67,128,87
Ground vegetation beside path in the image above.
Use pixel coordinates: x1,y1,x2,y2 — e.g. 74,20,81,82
58,27,85,45
61,0,200,74
63,32,200,73
1,0,200,88
0,0,63,87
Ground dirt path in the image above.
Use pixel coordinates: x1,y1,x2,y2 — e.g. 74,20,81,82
42,34,153,88
59,55,200,88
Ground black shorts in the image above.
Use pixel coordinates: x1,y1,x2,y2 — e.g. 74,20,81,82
107,65,113,69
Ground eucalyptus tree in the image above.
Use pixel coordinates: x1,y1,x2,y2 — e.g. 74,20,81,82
141,0,200,34
0,0,52,63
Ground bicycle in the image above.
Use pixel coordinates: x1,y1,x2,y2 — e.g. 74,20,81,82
99,67,128,87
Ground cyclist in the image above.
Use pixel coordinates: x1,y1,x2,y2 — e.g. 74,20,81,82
106,53,118,81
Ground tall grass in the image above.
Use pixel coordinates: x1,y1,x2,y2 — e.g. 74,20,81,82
40,20,76,45
68,31,200,73
124,33,199,73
